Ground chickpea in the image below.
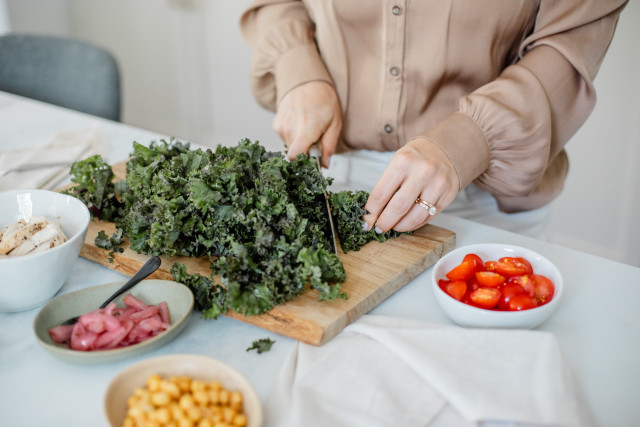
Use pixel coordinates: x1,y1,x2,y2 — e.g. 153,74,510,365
147,374,163,392
232,414,247,427
151,391,171,407
186,406,203,422
218,390,229,406
222,407,236,423
179,394,196,411
161,380,181,399
193,390,209,405
229,392,243,412
191,380,206,393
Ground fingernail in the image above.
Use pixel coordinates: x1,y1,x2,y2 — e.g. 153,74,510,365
361,221,370,231
325,155,331,168
375,226,384,234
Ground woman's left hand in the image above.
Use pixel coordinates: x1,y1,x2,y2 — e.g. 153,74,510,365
363,139,460,233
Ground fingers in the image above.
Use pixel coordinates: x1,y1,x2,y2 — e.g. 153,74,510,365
272,81,342,164
320,117,340,167
364,140,459,233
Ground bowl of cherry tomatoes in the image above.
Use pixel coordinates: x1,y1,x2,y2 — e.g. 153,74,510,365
432,243,563,329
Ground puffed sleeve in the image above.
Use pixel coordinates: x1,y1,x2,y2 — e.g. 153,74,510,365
240,0,334,111
412,0,628,212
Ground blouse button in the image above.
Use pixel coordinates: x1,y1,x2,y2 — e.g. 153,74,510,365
390,67,399,76
384,124,393,134
392,5,403,16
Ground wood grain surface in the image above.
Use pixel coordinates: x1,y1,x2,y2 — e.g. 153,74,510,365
77,161,456,345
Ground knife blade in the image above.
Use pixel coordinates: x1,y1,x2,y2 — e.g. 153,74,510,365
309,143,339,255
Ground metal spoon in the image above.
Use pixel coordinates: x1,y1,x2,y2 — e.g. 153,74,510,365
60,255,162,326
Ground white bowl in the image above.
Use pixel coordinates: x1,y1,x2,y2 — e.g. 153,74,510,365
104,354,263,427
0,189,90,312
432,243,563,329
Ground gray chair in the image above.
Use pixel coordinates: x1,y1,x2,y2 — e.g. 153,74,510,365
0,33,121,121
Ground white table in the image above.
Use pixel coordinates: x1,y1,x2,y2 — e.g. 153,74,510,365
1,91,639,427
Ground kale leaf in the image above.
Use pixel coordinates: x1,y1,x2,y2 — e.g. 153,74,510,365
246,338,275,354
62,154,124,221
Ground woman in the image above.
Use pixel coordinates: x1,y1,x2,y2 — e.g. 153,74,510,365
240,0,628,238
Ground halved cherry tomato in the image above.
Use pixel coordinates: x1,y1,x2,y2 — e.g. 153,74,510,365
484,260,498,272
463,253,484,271
445,258,476,281
494,257,533,277
507,294,538,311
508,274,535,297
469,288,501,309
443,280,467,301
498,283,525,310
475,271,506,288
531,274,555,304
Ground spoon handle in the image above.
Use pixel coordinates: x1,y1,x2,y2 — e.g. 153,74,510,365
99,256,162,308
59,256,162,326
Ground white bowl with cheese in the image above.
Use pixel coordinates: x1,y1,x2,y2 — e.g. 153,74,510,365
0,189,90,312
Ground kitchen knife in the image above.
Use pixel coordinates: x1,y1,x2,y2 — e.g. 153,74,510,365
309,143,339,255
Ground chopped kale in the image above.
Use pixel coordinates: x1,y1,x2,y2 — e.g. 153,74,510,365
330,190,409,253
246,338,275,354
94,228,125,263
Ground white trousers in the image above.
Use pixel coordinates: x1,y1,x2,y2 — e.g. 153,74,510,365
324,150,550,240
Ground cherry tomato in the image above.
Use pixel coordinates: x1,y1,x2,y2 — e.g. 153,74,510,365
484,260,497,272
531,274,555,304
498,283,526,310
508,274,535,297
475,271,506,288
469,288,501,309
442,279,467,301
494,257,533,277
445,258,476,281
463,253,484,271
507,294,538,311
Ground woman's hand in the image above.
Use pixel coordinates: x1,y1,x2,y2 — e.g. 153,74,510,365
273,81,342,166
363,139,460,232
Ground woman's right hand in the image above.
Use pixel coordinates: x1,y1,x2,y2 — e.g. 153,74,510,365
273,81,342,167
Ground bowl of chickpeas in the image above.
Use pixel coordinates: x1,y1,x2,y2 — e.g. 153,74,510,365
104,354,262,427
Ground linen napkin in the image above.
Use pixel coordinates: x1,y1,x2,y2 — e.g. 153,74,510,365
0,125,108,192
265,315,594,427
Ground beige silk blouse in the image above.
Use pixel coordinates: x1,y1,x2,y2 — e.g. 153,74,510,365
240,0,627,212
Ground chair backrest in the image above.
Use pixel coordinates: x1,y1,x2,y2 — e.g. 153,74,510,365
0,34,121,121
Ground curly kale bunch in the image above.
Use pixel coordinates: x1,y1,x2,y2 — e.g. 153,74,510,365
66,138,406,317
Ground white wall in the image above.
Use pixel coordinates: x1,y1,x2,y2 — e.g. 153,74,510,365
4,1,639,266
546,1,640,267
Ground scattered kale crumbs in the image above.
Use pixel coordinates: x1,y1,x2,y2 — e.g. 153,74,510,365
246,338,275,354
94,228,124,263
65,138,406,317
330,190,408,253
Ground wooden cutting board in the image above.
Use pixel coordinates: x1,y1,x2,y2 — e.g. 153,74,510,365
78,161,456,345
